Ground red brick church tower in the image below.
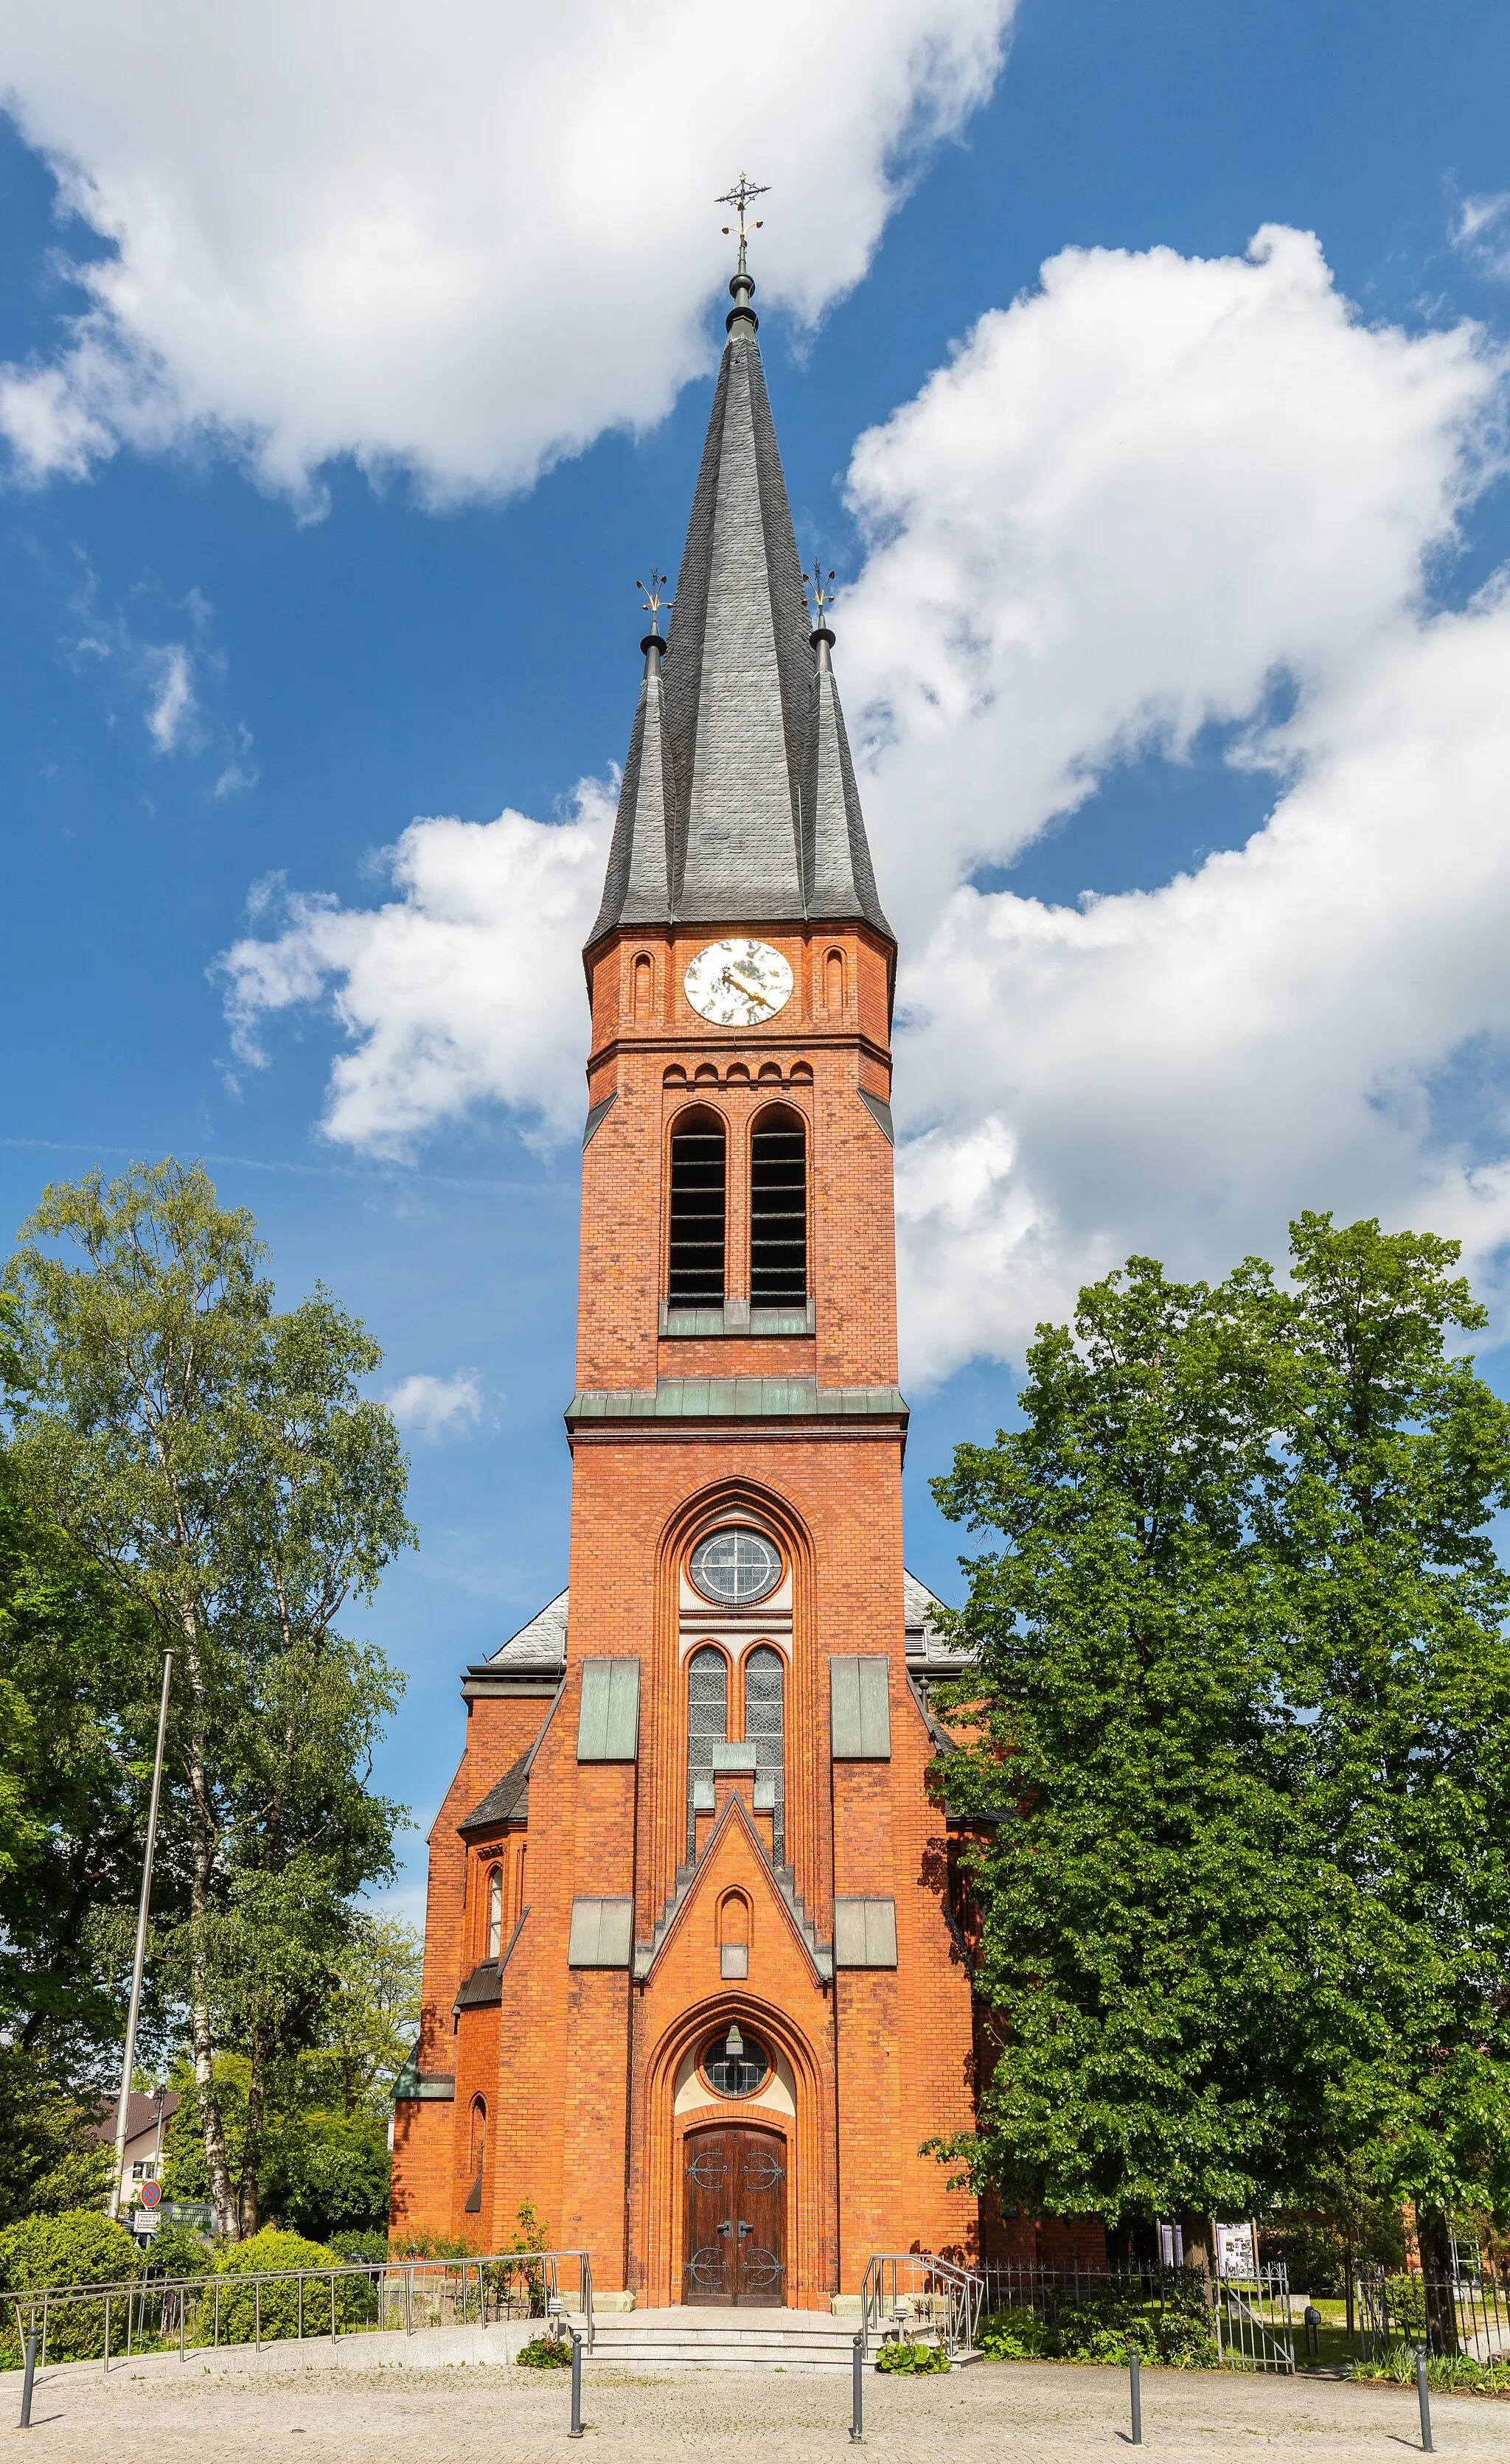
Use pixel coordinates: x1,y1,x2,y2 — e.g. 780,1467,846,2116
389,244,984,2303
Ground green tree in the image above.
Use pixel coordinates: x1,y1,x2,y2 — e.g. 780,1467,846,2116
0,2046,113,2227
930,1218,1510,2244
4,1161,416,2238
304,1915,423,2118
1264,1215,1510,2265
0,1451,179,2067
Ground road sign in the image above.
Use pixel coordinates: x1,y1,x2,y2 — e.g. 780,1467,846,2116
131,2210,160,2236
139,2178,162,2210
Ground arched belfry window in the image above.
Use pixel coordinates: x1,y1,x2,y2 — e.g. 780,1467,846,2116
686,1646,728,1860
668,1110,726,1303
749,1109,807,1305
745,1646,786,1862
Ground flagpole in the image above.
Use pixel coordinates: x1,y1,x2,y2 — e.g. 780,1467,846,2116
109,1653,173,2221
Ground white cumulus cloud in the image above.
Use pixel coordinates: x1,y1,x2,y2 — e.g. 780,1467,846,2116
220,786,611,1153
384,1370,484,1441
0,0,1013,501
218,226,1510,1386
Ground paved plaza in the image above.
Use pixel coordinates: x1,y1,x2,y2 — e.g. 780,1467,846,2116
4,2358,1506,2461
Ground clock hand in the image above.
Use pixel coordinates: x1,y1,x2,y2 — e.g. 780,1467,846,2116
718,966,776,1012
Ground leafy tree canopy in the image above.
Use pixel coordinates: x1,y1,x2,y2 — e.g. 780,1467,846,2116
2,1161,416,2236
930,1215,1510,2240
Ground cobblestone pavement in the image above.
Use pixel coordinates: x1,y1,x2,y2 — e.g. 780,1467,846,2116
4,2359,1506,2460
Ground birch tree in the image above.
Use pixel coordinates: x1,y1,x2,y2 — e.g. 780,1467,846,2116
4,1161,414,2236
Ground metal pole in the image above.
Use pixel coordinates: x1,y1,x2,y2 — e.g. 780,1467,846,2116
108,1652,173,2219
565,2327,583,2439
850,2331,865,2443
1417,2346,1434,2452
1129,2338,1143,2445
18,2322,36,2428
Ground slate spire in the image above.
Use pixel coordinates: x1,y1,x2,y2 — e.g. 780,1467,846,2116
587,264,892,949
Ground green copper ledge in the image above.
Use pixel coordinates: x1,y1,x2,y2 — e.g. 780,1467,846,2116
564,1378,909,1423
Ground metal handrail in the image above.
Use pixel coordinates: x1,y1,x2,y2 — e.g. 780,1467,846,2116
9,2247,595,2371
860,2252,984,2355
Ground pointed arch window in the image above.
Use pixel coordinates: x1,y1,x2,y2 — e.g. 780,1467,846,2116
668,1109,726,1302
686,1646,728,1860
465,2095,487,2214
487,1866,504,1961
750,1108,807,1304
744,1646,786,1863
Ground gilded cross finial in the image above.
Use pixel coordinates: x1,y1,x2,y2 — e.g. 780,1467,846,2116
636,567,673,635
717,173,770,278
803,552,838,627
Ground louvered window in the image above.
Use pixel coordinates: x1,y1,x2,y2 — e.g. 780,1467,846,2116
750,1110,807,1302
744,1646,786,1862
686,1647,728,1859
668,1111,726,1301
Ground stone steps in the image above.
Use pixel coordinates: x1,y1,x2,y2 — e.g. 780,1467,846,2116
580,2309,967,2373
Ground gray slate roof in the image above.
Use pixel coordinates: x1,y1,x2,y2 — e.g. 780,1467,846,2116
588,287,891,946
458,1751,531,1834
484,1588,568,1672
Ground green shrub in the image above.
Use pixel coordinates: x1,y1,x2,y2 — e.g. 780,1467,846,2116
328,2230,391,2266
1346,2345,1510,2397
143,2222,215,2282
980,2305,1053,2360
979,2276,1217,2372
0,2209,141,2363
876,2336,950,2373
517,2332,574,2367
207,2227,375,2345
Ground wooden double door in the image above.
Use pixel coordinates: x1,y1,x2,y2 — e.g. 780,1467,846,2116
683,2124,787,2306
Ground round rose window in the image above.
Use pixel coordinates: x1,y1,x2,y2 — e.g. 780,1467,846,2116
689,1529,782,1606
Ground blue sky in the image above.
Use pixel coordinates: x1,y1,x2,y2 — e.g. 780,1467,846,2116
3,0,1509,1919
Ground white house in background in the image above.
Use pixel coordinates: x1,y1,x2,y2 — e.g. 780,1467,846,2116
91,2087,178,2216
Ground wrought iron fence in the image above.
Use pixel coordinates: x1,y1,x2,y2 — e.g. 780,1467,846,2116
1213,2267,1295,2373
978,2261,1293,2373
860,2252,984,2355
7,2247,594,2373
1356,2262,1509,2367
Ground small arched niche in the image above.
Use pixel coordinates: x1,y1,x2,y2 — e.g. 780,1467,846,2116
717,1888,751,1980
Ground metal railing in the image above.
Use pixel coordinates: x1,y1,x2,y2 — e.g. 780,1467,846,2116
860,2252,984,2355
1357,2264,1509,2367
7,2247,594,2373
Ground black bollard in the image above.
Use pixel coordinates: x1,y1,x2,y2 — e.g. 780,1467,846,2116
18,2323,36,2429
568,2328,583,2440
850,2331,865,2443
1128,2337,1143,2446
1416,2346,1433,2454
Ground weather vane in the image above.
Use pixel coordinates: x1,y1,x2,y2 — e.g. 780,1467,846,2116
803,552,837,627
717,173,770,276
636,566,673,634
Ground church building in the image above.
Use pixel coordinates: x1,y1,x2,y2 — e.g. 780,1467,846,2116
389,242,1005,2306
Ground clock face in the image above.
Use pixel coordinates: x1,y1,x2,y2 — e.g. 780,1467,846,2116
683,939,793,1027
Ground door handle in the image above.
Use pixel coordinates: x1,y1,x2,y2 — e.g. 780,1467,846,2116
717,2220,732,2237
737,2222,754,2238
